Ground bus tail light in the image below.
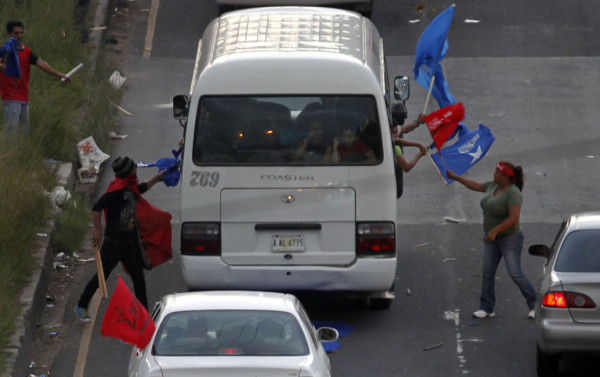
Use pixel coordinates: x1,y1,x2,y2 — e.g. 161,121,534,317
356,222,395,257
181,222,221,256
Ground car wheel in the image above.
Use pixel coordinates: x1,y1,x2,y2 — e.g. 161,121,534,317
536,344,559,377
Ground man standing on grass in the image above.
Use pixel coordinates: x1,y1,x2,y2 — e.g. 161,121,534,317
0,20,69,140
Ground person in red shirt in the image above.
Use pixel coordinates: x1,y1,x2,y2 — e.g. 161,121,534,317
330,127,376,163
0,21,69,139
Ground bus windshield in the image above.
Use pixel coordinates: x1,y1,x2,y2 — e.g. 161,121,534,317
192,95,383,166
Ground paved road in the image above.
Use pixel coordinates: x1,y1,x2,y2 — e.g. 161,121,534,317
52,0,600,376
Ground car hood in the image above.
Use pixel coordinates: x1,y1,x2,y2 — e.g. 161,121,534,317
157,355,307,377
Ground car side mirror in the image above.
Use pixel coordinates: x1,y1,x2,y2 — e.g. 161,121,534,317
316,327,339,342
393,76,410,101
528,244,550,258
173,95,190,122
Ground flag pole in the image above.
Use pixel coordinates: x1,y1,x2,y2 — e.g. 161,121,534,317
95,247,109,298
422,75,436,114
426,150,450,184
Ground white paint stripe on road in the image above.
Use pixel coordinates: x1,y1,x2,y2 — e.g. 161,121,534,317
445,308,471,375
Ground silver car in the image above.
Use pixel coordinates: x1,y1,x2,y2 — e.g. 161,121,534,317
128,290,339,377
528,211,600,377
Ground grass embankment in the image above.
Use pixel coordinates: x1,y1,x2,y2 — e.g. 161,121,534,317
0,0,120,372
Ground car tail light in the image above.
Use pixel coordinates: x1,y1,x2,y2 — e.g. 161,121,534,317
181,222,220,256
542,291,596,309
356,222,395,257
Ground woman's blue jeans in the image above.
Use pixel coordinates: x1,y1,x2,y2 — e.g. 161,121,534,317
480,232,536,313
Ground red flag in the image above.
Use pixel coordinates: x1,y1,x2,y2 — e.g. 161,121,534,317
137,197,173,267
100,276,155,348
425,102,465,152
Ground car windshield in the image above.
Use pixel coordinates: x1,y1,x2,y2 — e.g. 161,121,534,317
555,230,600,272
153,310,309,356
192,95,382,165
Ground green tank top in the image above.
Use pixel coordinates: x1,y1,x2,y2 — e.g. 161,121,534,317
480,181,523,235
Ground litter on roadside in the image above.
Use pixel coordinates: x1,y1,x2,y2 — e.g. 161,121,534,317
423,342,443,351
109,131,128,140
77,136,110,183
111,102,132,116
109,70,126,90
444,216,462,223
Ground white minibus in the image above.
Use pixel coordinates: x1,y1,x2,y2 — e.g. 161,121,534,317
173,6,411,309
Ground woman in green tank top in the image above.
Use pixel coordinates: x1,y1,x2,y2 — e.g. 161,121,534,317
447,161,536,320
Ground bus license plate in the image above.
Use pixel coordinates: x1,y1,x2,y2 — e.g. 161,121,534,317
272,235,305,252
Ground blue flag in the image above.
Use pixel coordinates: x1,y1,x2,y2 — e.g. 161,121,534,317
0,37,21,78
430,123,495,184
414,5,456,108
137,147,182,187
416,62,455,109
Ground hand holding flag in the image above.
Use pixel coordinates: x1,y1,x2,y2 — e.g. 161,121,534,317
429,123,495,183
425,102,465,152
137,147,182,187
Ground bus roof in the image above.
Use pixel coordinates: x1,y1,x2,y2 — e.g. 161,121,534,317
190,7,385,95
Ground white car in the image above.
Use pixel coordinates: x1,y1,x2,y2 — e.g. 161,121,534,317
128,291,339,377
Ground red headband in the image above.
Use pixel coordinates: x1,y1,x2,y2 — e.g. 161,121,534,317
496,162,514,177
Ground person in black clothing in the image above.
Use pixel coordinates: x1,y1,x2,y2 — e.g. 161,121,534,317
74,156,165,323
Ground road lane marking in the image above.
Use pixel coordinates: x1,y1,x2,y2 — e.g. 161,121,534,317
444,308,472,374
143,0,160,58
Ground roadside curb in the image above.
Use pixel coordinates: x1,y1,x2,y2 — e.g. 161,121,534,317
5,163,75,377
4,0,111,375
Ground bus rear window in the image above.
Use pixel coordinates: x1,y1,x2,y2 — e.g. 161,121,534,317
192,96,382,165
